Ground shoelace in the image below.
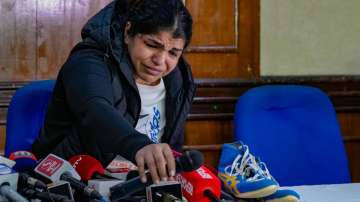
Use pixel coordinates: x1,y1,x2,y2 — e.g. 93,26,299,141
224,145,265,182
256,159,277,181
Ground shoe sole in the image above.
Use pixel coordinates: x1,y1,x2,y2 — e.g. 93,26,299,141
234,185,278,198
264,195,300,202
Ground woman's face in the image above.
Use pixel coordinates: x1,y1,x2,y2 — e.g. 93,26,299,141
125,24,185,85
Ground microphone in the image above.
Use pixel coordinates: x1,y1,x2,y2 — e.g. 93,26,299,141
69,155,122,201
34,154,81,183
176,165,221,202
0,164,29,202
18,172,47,191
34,154,102,200
146,181,183,202
68,155,109,180
110,150,204,201
20,187,74,202
9,151,38,172
0,155,16,168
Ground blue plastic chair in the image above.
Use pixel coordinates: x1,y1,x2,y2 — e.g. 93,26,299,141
234,85,351,186
5,80,55,157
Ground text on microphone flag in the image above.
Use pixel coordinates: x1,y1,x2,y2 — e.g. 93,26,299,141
36,155,63,177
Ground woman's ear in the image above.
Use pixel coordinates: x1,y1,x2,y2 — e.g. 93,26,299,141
124,22,131,44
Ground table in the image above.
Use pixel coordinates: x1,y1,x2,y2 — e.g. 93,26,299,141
284,183,360,202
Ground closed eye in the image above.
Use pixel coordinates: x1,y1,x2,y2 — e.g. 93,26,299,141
169,50,178,57
145,42,159,49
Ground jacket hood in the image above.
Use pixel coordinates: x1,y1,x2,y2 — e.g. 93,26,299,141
81,1,126,58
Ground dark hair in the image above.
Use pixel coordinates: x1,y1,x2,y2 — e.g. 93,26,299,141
118,0,193,48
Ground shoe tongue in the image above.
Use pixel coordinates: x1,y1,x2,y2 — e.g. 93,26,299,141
244,165,255,177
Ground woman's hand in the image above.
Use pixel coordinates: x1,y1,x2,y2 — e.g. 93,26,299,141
135,143,176,184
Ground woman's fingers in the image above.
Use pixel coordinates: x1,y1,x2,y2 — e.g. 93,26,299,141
135,143,176,184
135,154,146,183
163,144,176,177
145,152,160,184
154,147,168,181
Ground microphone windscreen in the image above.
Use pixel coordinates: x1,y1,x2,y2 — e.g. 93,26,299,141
68,155,105,181
177,165,221,202
9,151,37,172
178,150,204,172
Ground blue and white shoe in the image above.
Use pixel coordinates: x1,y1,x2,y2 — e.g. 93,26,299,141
218,142,279,198
263,189,300,202
256,158,300,202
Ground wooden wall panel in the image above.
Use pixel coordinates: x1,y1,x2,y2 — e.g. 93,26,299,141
185,120,233,146
345,142,360,182
338,113,360,137
338,112,360,182
37,0,111,79
1,0,260,79
185,120,233,166
185,0,260,78
0,0,37,81
187,0,237,48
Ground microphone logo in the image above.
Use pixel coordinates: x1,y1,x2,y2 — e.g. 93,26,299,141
176,174,194,196
71,156,82,169
37,155,63,177
196,167,213,179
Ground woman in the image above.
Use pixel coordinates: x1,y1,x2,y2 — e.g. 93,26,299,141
32,0,195,184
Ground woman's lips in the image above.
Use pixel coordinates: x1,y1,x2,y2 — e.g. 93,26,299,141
143,64,162,76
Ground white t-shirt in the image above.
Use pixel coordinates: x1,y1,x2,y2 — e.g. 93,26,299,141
135,79,166,143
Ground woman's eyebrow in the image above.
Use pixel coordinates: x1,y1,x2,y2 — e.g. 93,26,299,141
147,38,183,52
147,38,163,46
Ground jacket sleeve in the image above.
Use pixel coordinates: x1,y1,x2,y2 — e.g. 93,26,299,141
61,51,153,162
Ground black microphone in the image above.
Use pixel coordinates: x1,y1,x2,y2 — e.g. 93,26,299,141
20,187,74,202
59,172,103,200
110,150,204,201
18,172,47,191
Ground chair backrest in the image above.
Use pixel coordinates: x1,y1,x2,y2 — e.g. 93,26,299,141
5,80,55,157
234,85,351,186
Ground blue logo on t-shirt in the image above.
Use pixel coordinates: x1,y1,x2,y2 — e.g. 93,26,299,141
150,107,161,143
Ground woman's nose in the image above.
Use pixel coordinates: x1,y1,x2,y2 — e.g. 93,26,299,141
152,51,166,66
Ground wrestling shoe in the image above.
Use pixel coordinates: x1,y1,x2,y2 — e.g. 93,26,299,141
218,142,279,198
256,158,300,202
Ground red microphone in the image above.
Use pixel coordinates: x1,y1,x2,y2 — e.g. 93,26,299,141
68,155,105,181
68,155,122,200
177,166,221,202
172,150,221,202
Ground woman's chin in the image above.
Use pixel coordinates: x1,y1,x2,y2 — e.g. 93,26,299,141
136,76,161,85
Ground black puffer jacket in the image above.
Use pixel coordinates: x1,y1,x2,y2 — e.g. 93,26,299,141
32,1,196,165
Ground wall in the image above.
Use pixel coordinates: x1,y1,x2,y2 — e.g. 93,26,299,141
261,0,360,75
